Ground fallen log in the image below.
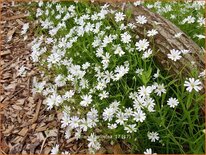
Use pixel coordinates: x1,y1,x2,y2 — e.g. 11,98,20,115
111,3,204,75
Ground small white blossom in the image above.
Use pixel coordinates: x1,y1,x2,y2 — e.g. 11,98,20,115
87,133,101,151
80,94,93,107
121,32,131,43
51,144,59,154
115,12,125,22
174,32,183,38
154,83,166,96
133,109,146,122
147,29,158,37
17,66,27,77
99,91,109,100
114,46,125,56
135,39,149,51
184,78,202,92
124,124,137,133
21,23,29,35
136,15,147,24
167,49,182,61
144,148,157,155
142,48,152,59
136,68,144,75
167,97,179,108
147,131,160,142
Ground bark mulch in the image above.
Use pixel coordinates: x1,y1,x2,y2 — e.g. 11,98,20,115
0,2,87,154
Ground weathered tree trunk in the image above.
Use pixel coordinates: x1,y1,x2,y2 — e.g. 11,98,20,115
112,3,205,75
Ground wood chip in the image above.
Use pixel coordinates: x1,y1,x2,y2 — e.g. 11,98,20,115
35,132,45,142
18,127,29,136
4,83,16,90
9,143,23,154
43,146,51,154
35,126,47,132
113,143,124,154
12,104,22,110
16,99,25,105
16,19,24,25
3,125,14,135
45,129,58,137
29,140,41,154
1,50,11,56
6,27,16,42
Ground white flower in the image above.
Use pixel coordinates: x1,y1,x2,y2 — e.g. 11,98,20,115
124,124,137,133
184,78,202,92
116,112,128,125
170,14,176,19
154,83,166,96
135,39,149,51
80,118,90,131
80,94,93,107
181,49,190,54
147,131,160,142
136,68,144,75
55,74,66,87
153,69,160,79
99,91,109,100
63,90,75,100
136,15,147,24
46,93,63,110
103,70,114,83
17,66,27,77
121,32,131,43
87,133,101,151
32,78,46,94
195,34,205,40
197,17,205,26
50,144,59,154
134,1,142,6
103,35,113,46
124,107,133,117
174,32,183,38
167,49,182,61
146,4,154,9
87,108,99,125
120,23,127,30
21,23,29,35
103,107,115,121
113,64,129,81
115,12,125,22
61,113,70,128
70,116,80,129
114,46,125,56
62,151,70,154
167,97,179,108
65,128,72,139
138,86,153,97
147,29,158,37
108,123,117,129
144,148,157,155
110,100,120,110
199,70,206,78
133,109,146,122
142,48,152,59
182,15,195,24
145,97,155,112
82,62,90,70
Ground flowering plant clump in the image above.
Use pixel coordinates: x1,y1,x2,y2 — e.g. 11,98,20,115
29,1,205,154
141,0,205,48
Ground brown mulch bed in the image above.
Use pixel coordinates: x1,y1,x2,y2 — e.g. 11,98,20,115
0,2,88,154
